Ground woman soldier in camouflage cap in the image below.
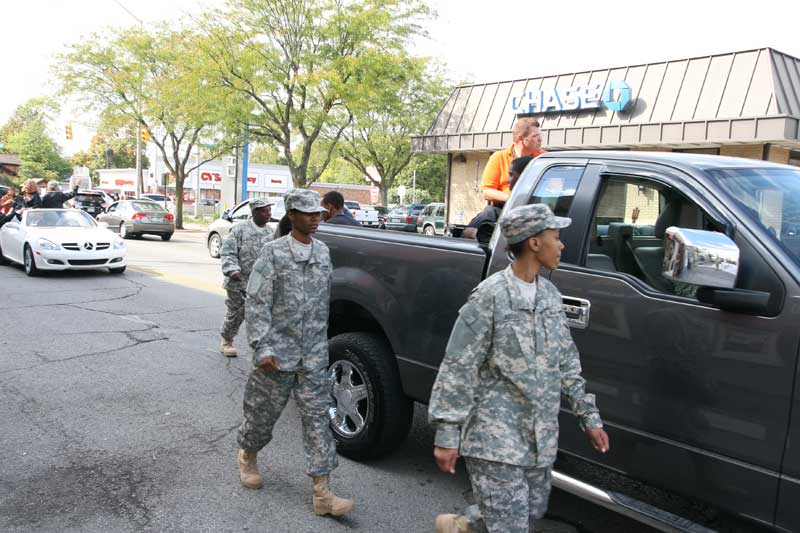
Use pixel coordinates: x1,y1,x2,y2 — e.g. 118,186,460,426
429,203,610,533
237,189,354,518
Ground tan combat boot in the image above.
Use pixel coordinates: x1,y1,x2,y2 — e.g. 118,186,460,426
435,514,474,533
238,449,263,489
312,475,354,516
221,337,237,357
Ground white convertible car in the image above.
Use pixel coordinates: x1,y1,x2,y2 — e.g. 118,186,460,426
0,209,127,276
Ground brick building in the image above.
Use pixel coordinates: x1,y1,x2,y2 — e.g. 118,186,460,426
309,182,379,206
412,47,800,227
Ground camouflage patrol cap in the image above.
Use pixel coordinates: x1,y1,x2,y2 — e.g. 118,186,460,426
499,203,571,244
285,188,327,213
249,198,274,210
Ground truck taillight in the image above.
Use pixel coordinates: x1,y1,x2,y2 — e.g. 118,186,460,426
131,213,146,220
417,217,423,225
165,214,174,222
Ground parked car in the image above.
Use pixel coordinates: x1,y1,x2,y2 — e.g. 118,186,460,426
0,208,127,275
372,205,389,229
344,200,379,227
97,199,175,241
206,197,286,258
416,202,446,236
316,152,800,532
69,190,107,218
140,194,176,214
198,198,219,206
385,203,426,232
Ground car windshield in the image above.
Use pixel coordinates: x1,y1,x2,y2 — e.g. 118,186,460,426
131,201,166,212
709,167,800,266
27,210,96,228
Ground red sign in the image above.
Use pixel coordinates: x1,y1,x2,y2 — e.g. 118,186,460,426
115,179,134,186
247,177,256,184
270,178,282,184
201,172,222,182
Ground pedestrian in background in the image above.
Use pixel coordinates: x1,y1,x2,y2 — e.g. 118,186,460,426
42,181,79,208
237,189,353,517
321,191,361,226
480,118,545,206
0,187,16,215
430,204,609,533
219,198,274,357
20,179,42,209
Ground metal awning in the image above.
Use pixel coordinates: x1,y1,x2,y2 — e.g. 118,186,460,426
412,48,800,153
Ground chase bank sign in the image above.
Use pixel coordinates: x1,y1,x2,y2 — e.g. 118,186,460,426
511,80,632,114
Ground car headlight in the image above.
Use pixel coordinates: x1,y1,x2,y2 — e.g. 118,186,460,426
113,238,126,250
37,238,60,251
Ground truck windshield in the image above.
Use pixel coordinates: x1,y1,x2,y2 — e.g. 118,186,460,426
709,167,800,265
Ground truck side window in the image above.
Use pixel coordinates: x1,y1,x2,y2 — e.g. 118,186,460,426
529,166,583,217
585,177,716,298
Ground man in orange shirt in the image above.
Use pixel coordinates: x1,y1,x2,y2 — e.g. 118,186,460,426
480,117,546,205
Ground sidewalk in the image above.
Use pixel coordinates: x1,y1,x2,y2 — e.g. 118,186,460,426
179,222,208,233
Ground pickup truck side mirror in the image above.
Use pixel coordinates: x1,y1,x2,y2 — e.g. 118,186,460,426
663,227,769,315
663,227,739,289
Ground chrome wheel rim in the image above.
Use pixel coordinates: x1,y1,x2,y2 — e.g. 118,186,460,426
120,223,127,238
209,235,221,256
24,249,32,272
328,360,369,438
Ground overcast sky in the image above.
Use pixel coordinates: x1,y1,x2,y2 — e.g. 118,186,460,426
2,0,798,154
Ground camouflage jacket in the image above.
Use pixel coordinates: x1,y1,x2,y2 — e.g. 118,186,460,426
428,266,603,467
245,235,332,371
220,219,274,290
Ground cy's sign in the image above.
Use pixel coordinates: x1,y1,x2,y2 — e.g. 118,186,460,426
511,80,632,114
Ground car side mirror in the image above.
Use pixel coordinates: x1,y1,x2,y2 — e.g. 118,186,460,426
98,221,109,229
222,209,232,222
663,227,739,289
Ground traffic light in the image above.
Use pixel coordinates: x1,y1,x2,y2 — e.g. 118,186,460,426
140,129,151,142
65,124,73,140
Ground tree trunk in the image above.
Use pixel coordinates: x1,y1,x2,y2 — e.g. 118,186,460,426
380,185,388,206
175,172,185,230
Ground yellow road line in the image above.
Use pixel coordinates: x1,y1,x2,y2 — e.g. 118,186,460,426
129,266,226,296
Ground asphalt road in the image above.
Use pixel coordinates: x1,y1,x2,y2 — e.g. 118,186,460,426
0,228,656,532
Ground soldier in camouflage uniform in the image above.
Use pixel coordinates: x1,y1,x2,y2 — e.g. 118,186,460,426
236,189,354,517
219,198,274,357
430,204,610,533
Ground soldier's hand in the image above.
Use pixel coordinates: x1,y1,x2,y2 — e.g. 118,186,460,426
230,271,244,282
260,356,279,372
586,428,610,453
434,446,459,474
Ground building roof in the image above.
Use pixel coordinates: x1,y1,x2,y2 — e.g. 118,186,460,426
0,153,22,166
413,47,800,153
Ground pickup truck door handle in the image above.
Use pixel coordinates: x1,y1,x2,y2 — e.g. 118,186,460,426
562,296,591,329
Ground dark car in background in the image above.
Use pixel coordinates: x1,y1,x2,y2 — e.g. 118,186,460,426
69,191,107,218
385,203,426,232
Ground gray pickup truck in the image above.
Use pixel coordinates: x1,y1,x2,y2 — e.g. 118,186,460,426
317,151,800,532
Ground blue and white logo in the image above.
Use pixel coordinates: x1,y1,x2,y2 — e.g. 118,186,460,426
511,80,633,114
602,80,631,112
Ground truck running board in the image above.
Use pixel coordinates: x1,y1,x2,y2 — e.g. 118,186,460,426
552,471,717,533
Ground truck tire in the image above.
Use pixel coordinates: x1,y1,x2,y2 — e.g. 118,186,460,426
328,332,413,460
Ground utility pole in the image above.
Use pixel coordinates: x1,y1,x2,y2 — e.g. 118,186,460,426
193,144,200,217
412,168,417,204
241,126,250,202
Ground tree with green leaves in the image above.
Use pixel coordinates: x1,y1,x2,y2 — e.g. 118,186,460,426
199,0,430,189
336,58,449,205
71,124,150,180
55,25,238,228
0,98,71,184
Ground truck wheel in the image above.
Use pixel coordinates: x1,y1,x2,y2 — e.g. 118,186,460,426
423,225,435,236
328,332,412,460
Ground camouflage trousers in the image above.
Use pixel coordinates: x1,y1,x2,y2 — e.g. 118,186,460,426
237,366,338,477
464,457,553,533
220,288,246,339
